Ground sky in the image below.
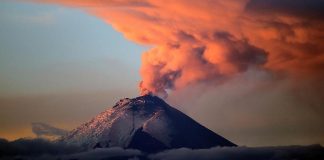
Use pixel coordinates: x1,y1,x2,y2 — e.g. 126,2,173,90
0,0,145,140
0,0,323,147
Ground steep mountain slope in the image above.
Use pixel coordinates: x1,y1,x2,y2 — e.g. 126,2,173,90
61,95,236,152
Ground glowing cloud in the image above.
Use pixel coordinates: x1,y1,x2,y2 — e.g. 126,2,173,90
33,0,324,97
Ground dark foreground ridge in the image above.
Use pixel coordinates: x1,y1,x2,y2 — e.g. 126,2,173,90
60,95,236,153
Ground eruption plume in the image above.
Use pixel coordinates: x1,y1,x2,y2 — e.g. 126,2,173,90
34,0,324,97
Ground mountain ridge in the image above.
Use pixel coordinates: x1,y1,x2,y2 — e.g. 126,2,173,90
60,95,236,152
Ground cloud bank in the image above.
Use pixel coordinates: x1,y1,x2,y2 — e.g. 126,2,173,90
0,138,323,160
31,122,68,138
34,0,324,97
150,145,324,160
0,138,83,157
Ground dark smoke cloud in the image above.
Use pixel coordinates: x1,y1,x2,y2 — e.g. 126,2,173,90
31,122,68,138
242,0,324,81
246,0,324,19
212,31,268,72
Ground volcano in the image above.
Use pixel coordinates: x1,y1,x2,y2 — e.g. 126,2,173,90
61,95,236,153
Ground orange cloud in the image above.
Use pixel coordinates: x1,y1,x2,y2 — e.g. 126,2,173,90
34,0,324,97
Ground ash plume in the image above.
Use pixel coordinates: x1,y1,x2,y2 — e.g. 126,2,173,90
33,0,324,97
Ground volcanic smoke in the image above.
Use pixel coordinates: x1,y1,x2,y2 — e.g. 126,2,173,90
37,0,324,97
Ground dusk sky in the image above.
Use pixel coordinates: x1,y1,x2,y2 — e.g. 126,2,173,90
1,0,323,147
0,0,145,140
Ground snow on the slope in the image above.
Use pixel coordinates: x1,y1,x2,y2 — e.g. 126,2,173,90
60,95,236,151
61,96,171,149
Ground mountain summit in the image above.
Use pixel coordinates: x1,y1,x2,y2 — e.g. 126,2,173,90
61,95,236,152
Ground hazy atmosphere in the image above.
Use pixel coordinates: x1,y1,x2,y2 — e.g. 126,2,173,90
1,0,323,151
0,0,144,140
